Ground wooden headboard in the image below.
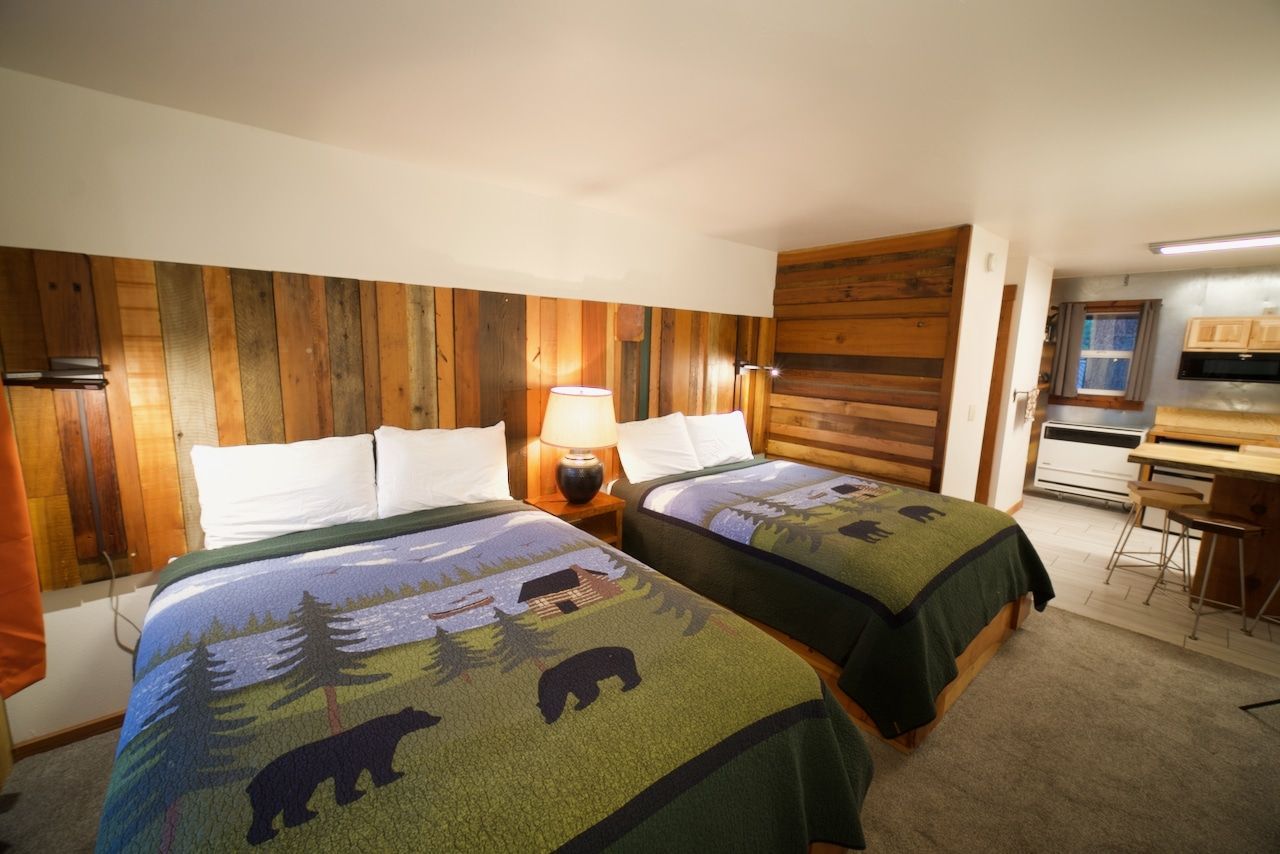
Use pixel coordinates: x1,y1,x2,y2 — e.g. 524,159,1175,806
0,247,772,590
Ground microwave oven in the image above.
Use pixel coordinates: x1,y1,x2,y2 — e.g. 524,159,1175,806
1178,351,1280,383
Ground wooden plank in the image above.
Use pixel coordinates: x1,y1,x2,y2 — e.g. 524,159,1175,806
555,299,583,389
766,438,932,488
769,405,936,446
113,258,187,568
688,311,708,415
616,304,646,342
768,393,937,427
91,256,152,572
478,291,526,497
202,266,247,445
538,299,561,496
375,281,411,428
155,261,219,551
525,296,543,496
452,289,481,427
774,293,953,315
405,284,439,429
604,304,619,483
274,273,333,442
775,256,955,288
618,341,641,424
931,225,973,491
657,309,675,415
768,418,935,462
707,313,737,414
26,495,78,590
325,277,366,437
230,269,285,445
434,287,456,429
51,389,128,559
775,317,948,359
33,250,99,358
776,226,963,267
749,319,774,450
771,376,940,410
581,301,608,389
774,367,942,392
357,281,382,431
0,247,48,369
7,387,67,499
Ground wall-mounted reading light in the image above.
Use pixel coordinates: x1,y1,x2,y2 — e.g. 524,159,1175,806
734,360,780,378
1149,230,1280,256
2,356,108,389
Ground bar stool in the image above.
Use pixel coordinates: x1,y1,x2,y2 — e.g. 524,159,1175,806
1167,507,1263,640
1105,481,1207,588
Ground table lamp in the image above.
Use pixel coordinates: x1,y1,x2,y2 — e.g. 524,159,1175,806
540,386,618,504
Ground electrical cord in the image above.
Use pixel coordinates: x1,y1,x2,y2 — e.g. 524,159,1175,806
102,550,141,655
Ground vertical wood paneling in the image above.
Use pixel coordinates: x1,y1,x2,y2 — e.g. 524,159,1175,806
375,281,412,429
33,250,100,358
274,273,333,442
51,389,127,561
325,277,366,437
404,284,439,429
525,297,543,497
231,269,285,445
0,248,48,369
538,299,561,497
156,261,219,551
434,287,456,429
202,266,247,445
452,289,481,427
478,291,526,498
114,258,187,568
1,243,775,587
358,281,382,431
92,256,152,573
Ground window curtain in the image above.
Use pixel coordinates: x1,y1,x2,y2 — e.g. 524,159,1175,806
1124,300,1161,401
0,376,45,699
1049,302,1086,397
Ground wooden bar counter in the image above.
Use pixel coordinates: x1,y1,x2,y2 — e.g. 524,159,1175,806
1129,442,1280,617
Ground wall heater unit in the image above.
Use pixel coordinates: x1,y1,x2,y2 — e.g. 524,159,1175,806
1033,421,1149,503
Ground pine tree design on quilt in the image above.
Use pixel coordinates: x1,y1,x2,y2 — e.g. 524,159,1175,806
267,590,389,735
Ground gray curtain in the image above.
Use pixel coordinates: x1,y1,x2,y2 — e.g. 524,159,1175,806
1124,300,1161,401
1050,302,1086,397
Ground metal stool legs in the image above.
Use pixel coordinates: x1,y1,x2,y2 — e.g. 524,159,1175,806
1188,533,1249,641
1245,574,1280,636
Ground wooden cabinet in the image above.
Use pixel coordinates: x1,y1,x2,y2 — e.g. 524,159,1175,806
1184,317,1252,350
1185,316,1280,352
1247,316,1280,351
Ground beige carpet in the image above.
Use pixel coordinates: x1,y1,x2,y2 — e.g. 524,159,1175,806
2,608,1277,852
860,607,1280,853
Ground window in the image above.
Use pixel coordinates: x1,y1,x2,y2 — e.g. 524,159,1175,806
1075,311,1139,396
1049,299,1160,411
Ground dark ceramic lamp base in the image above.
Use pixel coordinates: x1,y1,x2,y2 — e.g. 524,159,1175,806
556,451,604,504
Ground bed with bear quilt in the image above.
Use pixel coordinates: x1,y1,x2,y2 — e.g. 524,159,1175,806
611,457,1055,743
95,499,871,852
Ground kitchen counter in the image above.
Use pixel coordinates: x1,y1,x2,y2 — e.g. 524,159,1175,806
1128,442,1280,483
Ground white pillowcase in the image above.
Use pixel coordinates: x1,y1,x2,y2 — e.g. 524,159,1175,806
615,412,703,483
685,411,756,468
192,434,378,550
374,422,512,517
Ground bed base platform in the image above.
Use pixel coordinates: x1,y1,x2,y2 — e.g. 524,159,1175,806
747,593,1032,754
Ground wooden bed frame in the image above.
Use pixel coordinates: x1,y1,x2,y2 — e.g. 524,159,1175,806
748,593,1032,753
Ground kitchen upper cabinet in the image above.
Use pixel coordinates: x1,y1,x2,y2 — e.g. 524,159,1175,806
1185,316,1280,352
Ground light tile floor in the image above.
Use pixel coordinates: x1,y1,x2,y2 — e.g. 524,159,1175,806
1013,492,1280,678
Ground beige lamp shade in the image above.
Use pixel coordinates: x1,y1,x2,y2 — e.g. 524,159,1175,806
540,386,618,449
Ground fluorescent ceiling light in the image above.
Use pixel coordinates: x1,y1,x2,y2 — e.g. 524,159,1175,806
1149,230,1280,255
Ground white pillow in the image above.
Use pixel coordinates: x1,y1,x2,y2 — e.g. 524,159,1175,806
615,412,703,483
685,411,755,468
192,434,378,549
374,422,512,517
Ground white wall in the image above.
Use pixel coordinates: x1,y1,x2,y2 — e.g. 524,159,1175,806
5,574,155,743
987,257,1054,511
940,225,1010,500
0,69,777,316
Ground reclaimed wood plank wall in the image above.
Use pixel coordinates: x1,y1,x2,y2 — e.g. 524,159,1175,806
767,226,972,491
0,246,771,590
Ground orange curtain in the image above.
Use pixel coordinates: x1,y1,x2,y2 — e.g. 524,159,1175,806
0,376,45,698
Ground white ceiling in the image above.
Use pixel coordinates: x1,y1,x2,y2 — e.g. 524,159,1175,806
2,0,1279,277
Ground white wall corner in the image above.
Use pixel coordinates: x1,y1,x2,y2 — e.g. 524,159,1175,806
990,256,1054,511
940,225,1010,500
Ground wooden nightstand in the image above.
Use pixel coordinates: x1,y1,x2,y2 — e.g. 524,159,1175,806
525,492,624,548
